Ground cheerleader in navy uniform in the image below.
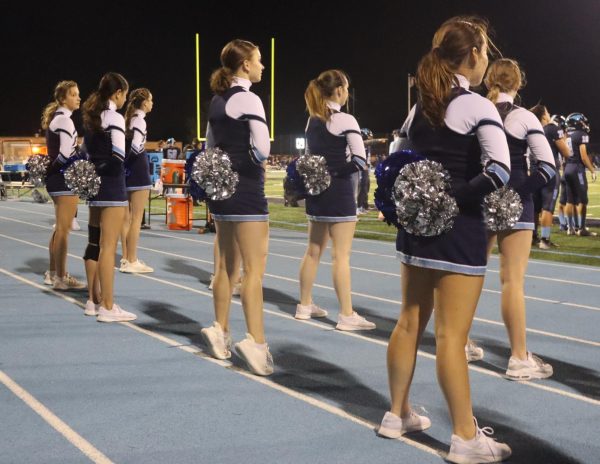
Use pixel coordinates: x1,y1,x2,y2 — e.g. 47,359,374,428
119,88,154,273
467,59,556,381
81,72,136,322
199,40,272,376
42,80,86,291
296,69,375,330
530,105,571,248
379,17,512,463
564,113,596,236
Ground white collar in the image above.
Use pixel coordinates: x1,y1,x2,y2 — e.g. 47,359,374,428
232,76,252,90
326,101,342,111
454,74,470,90
56,106,72,117
134,109,146,118
108,100,117,111
497,92,515,104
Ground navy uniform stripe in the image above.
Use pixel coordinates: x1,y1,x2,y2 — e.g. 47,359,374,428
470,118,504,133
132,127,145,136
527,129,545,137
341,129,362,136
241,114,268,125
106,125,126,135
53,128,72,136
484,160,511,188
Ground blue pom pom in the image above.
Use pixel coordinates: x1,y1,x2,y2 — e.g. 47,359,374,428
185,150,207,201
374,150,425,227
284,157,307,200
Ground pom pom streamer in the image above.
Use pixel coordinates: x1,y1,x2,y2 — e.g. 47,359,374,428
374,150,425,227
190,148,238,201
26,155,50,187
393,160,458,236
296,155,331,196
484,186,523,231
185,151,207,201
64,160,101,199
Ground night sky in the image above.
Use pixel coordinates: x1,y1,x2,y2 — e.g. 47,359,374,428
2,1,600,150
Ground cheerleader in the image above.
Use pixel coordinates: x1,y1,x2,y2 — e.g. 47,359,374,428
296,69,375,330
379,17,512,463
564,113,596,236
81,72,137,322
199,39,272,376
529,105,571,248
119,88,154,273
468,59,556,382
42,81,86,291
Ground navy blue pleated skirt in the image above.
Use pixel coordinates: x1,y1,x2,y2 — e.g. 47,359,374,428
125,152,152,191
305,175,357,222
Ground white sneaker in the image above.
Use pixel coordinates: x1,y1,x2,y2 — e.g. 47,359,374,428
71,218,81,231
53,273,86,291
465,340,484,362
121,259,154,273
295,303,328,320
377,410,432,438
232,280,242,296
447,418,511,464
96,304,137,322
336,311,376,331
208,274,215,290
119,258,128,272
84,300,100,316
200,322,232,360
234,334,274,376
506,352,553,380
43,270,55,285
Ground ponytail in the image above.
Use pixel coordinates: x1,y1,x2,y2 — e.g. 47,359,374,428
124,88,151,136
40,80,78,130
416,49,456,126
82,72,128,133
486,85,501,104
210,67,234,95
484,58,525,105
304,69,349,122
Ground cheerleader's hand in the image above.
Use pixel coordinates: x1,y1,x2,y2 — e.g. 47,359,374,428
592,171,597,182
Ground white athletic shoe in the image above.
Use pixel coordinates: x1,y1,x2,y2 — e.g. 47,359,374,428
336,311,376,331
231,280,242,296
119,258,128,272
96,304,137,323
200,322,232,360
84,300,100,317
447,418,511,464
506,352,553,380
465,340,484,362
121,259,154,273
234,334,274,376
53,273,86,291
43,270,55,285
377,410,432,438
71,218,81,231
295,303,329,320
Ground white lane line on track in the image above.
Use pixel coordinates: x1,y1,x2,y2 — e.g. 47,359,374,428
2,216,600,340
0,368,114,464
1,248,599,408
4,202,600,272
0,268,442,459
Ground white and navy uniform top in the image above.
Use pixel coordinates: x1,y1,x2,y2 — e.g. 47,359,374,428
564,128,590,204
206,76,270,221
45,107,79,196
84,100,128,207
396,74,511,275
495,93,556,230
125,109,152,191
304,101,367,222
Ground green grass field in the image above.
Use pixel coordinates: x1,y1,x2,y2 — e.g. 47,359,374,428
13,169,599,267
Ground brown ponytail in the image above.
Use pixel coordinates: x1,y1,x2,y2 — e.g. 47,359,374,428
304,70,349,122
210,39,258,95
417,16,495,126
484,58,525,104
82,72,128,133
125,88,151,137
41,80,78,130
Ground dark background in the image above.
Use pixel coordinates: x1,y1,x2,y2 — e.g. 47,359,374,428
2,0,599,150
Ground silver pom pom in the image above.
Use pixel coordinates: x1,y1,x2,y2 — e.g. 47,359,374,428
484,186,523,231
393,160,458,236
64,160,101,199
191,148,238,200
296,155,331,196
26,155,50,187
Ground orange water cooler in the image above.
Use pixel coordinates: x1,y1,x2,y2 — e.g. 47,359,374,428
166,194,193,230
